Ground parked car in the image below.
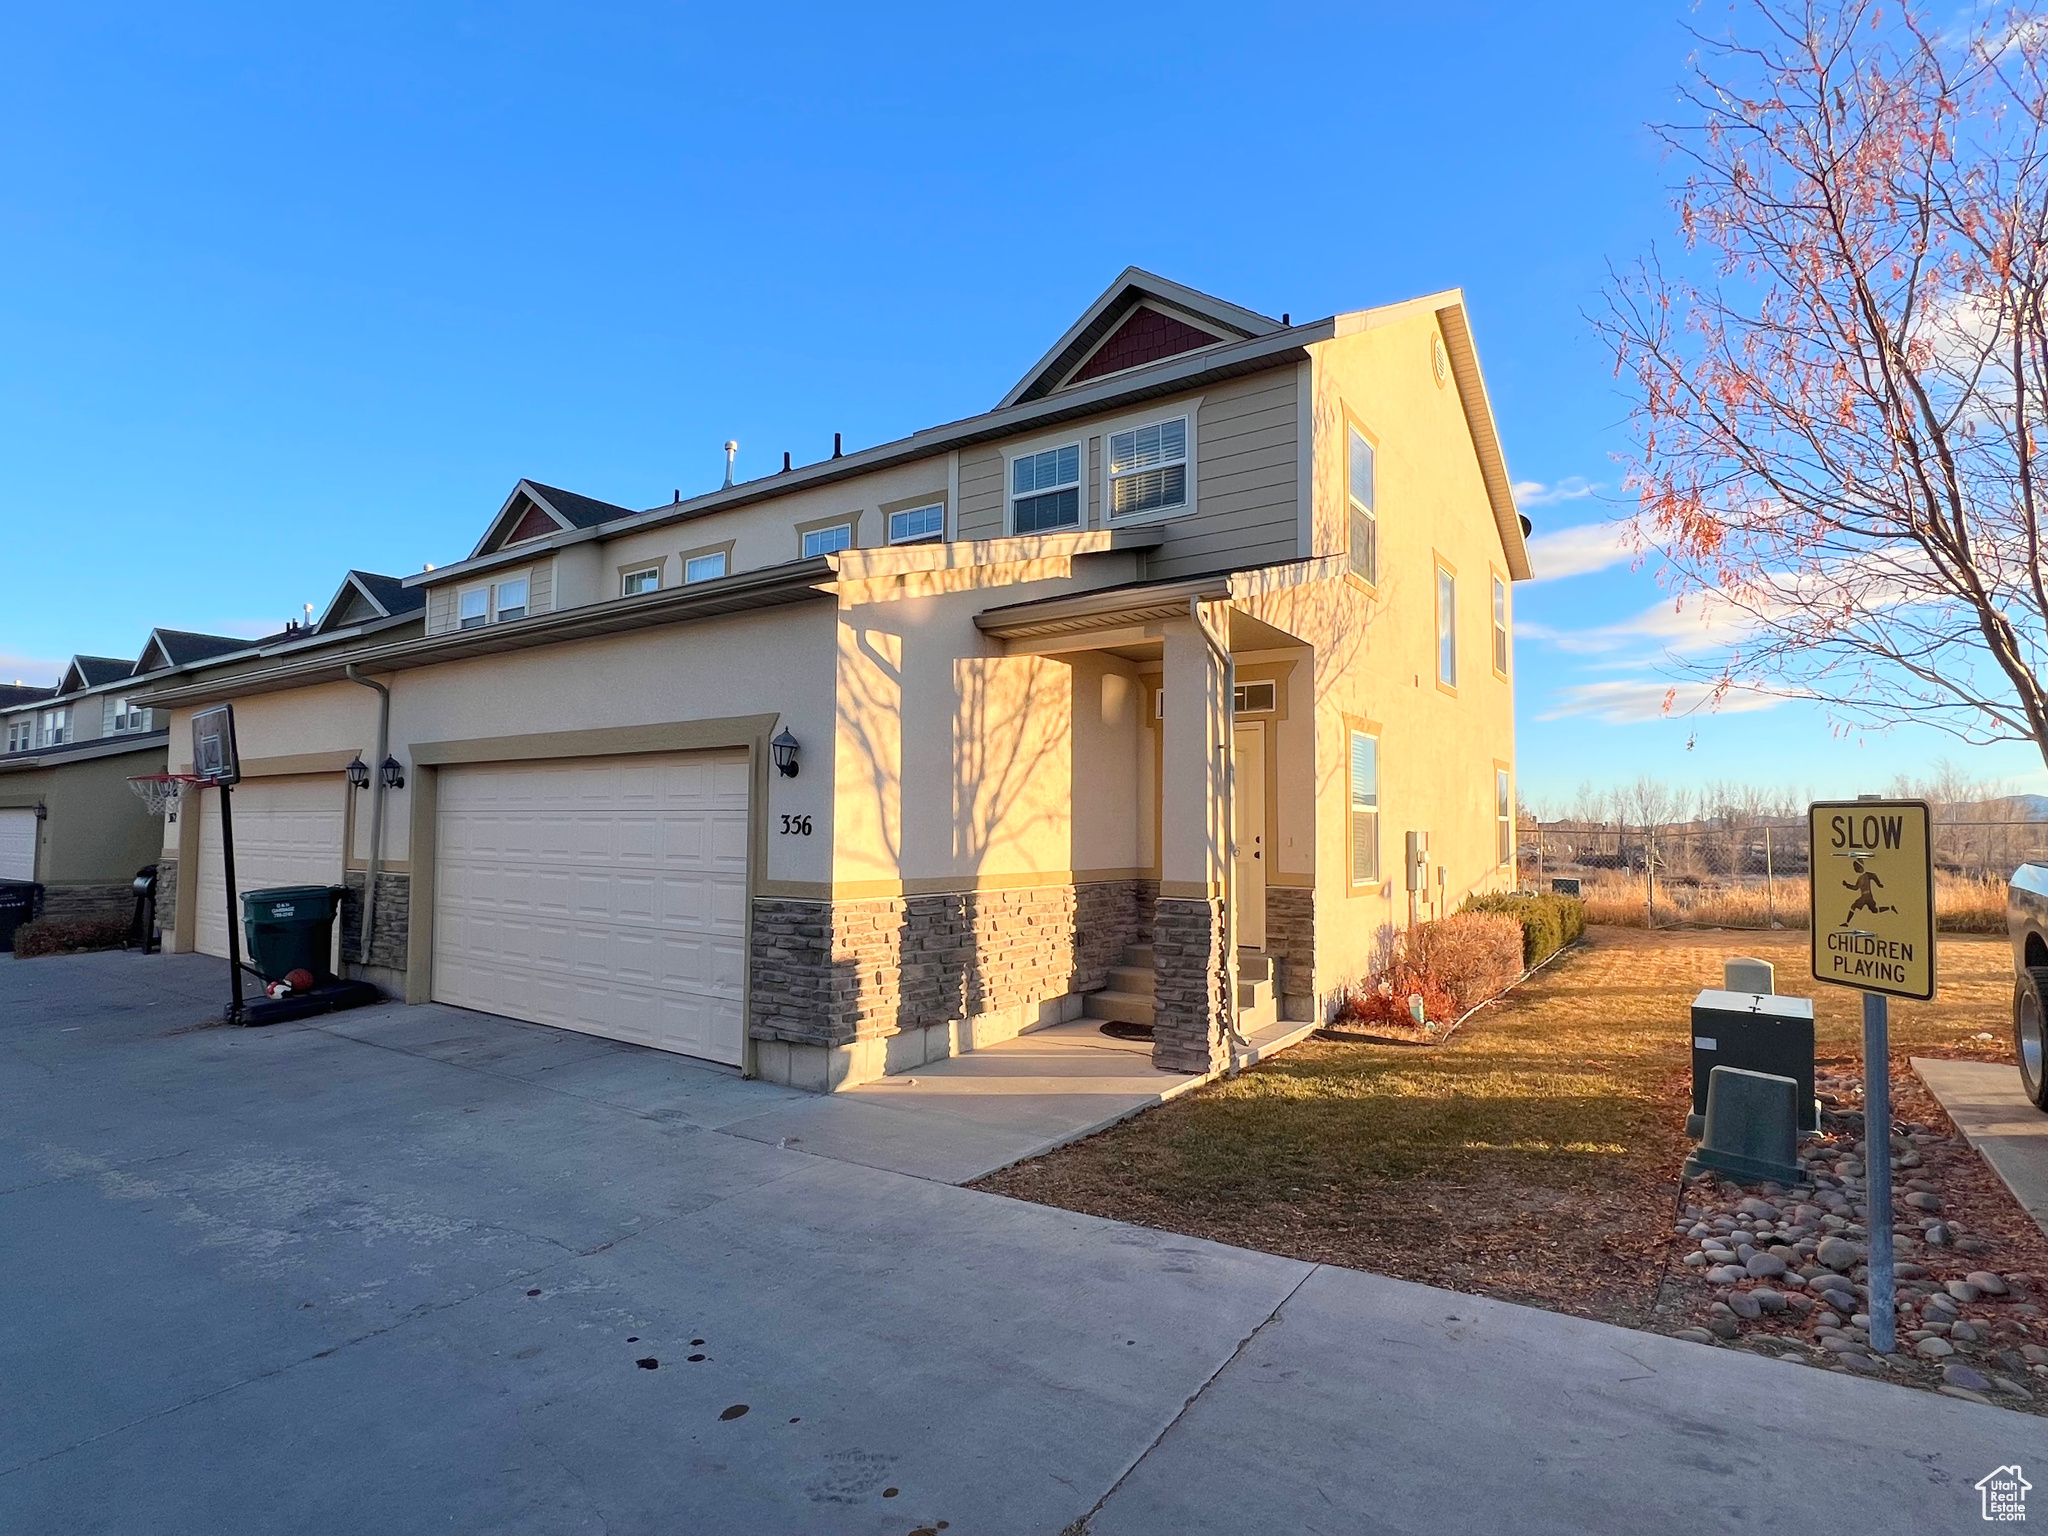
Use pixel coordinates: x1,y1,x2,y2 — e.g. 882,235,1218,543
2008,864,2048,1109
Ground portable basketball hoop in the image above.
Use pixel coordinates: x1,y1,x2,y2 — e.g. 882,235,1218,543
128,773,202,821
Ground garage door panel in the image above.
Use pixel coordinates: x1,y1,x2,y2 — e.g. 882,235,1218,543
0,808,37,882
194,778,346,961
433,750,749,1065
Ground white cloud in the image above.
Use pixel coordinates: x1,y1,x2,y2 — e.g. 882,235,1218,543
1512,475,1601,507
1538,678,1787,723
1522,588,1759,657
0,650,64,688
1524,520,1639,581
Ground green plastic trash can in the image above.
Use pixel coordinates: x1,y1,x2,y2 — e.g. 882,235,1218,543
242,884,345,984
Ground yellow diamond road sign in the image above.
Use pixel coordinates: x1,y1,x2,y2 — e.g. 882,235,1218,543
1809,799,1936,1001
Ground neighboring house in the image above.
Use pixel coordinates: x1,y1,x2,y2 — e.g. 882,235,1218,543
140,269,1532,1091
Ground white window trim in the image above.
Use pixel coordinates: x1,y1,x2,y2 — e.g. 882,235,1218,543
1491,573,1510,678
493,572,530,621
684,550,729,583
1102,397,1201,527
457,584,491,630
1002,433,1087,536
1349,728,1381,886
886,501,948,545
1496,768,1514,867
800,524,855,559
39,708,69,747
1436,563,1458,690
1347,423,1378,586
621,564,663,596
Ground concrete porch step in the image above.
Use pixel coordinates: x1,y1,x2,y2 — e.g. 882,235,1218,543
1123,944,1155,970
1237,975,1274,1012
1108,964,1156,996
1084,989,1156,1027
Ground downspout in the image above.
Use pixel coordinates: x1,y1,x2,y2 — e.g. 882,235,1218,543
344,664,390,967
1190,597,1249,1072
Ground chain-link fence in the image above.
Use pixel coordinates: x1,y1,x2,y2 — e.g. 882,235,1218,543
1520,817,2041,931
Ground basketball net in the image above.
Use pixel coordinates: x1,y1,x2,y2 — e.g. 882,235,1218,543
128,773,202,820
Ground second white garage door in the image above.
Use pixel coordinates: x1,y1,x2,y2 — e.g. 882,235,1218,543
0,807,37,882
431,751,750,1065
194,776,347,960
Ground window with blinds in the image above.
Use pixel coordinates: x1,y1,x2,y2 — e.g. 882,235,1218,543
1108,416,1188,518
1350,730,1380,884
1348,426,1377,584
1011,444,1082,533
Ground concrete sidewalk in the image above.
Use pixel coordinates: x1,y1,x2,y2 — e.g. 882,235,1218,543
1913,1056,2048,1236
0,951,2033,1535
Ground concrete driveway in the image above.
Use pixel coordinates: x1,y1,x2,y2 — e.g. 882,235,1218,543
0,951,2033,1535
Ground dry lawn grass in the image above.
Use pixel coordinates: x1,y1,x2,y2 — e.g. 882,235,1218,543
1577,871,2007,933
975,927,2019,1325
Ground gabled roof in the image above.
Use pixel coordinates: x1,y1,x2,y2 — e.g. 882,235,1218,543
136,628,256,674
60,655,135,693
315,570,427,634
0,682,56,709
470,479,639,560
998,267,1284,409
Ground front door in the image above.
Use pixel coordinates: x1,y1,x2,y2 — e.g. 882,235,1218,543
1233,723,1267,950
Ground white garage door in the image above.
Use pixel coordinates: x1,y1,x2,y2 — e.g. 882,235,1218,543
432,751,750,1065
194,776,347,960
0,807,36,882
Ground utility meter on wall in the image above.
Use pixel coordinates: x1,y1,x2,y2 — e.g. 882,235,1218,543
1405,830,1430,892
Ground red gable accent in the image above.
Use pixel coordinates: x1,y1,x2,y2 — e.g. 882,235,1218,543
503,500,560,545
1069,306,1222,385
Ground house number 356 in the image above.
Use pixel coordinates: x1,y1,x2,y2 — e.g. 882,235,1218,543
780,814,813,836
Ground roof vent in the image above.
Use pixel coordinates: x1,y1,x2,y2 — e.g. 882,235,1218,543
833,432,843,459
723,441,738,488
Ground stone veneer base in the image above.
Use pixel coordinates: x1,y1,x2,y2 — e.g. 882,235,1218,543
750,993,1085,1092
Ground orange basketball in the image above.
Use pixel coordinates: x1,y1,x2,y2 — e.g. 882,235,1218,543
284,968,317,992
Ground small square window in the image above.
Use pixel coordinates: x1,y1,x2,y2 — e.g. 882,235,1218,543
458,588,489,630
1108,417,1188,519
684,551,728,583
622,566,661,596
802,524,853,558
888,504,945,544
494,576,528,622
1233,680,1277,714
1010,444,1082,533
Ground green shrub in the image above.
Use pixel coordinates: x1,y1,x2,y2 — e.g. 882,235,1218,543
12,916,129,958
1461,891,1586,968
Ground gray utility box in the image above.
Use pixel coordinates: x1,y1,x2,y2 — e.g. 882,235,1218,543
1688,989,1818,1139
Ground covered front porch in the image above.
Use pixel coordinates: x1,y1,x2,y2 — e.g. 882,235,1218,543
974,575,1319,1076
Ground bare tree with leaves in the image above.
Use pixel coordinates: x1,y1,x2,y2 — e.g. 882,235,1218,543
1602,0,2048,765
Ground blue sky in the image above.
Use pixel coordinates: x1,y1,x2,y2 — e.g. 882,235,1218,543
4,0,2038,803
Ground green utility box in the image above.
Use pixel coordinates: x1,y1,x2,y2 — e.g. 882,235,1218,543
242,884,346,984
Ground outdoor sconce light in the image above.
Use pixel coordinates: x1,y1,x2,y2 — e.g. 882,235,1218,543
770,728,801,778
345,756,371,791
380,756,406,791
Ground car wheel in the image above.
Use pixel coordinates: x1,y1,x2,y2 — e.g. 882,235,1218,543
2017,968,2048,1111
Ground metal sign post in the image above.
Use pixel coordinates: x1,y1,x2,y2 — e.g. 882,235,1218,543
191,704,245,1025
1808,797,1937,1361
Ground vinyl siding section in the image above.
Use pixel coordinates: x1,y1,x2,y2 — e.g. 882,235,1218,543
427,587,457,636
956,446,1007,539
1143,367,1299,580
528,560,554,617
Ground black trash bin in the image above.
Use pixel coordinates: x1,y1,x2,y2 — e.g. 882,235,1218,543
128,865,159,953
241,885,345,984
0,880,43,953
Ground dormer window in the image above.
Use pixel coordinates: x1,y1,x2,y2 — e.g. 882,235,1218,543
104,697,151,733
459,574,528,629
459,588,489,630
1010,444,1082,533
494,576,528,622
5,720,29,753
38,708,69,747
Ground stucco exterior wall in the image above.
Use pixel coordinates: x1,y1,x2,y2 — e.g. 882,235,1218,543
0,739,167,888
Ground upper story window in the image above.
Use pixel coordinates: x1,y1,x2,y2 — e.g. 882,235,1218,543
38,708,69,747
684,550,728,582
888,503,945,544
1492,574,1509,677
104,697,151,733
1107,416,1188,519
1349,730,1380,884
1010,444,1081,533
5,720,30,753
1436,563,1458,689
802,523,853,559
1348,426,1377,584
459,575,527,629
622,565,661,596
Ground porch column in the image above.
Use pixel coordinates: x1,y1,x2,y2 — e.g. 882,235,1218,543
1154,617,1230,1075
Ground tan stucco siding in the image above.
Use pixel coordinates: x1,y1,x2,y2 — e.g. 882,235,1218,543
0,742,167,886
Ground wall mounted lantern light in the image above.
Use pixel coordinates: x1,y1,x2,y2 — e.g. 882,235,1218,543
345,756,371,790
380,756,406,791
770,728,801,778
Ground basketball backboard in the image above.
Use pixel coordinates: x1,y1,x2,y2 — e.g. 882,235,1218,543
191,704,240,786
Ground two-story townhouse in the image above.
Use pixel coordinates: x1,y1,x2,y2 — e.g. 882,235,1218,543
139,269,1533,1090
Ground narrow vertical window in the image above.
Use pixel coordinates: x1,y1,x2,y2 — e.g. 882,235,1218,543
1436,564,1457,688
1347,426,1376,583
1497,768,1513,866
1492,574,1509,677
1350,731,1380,884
